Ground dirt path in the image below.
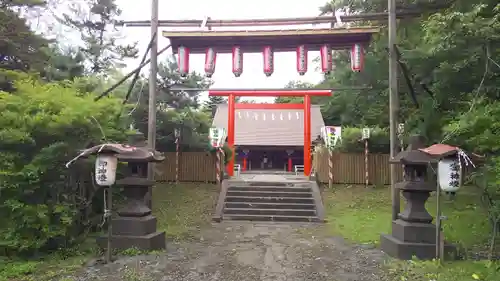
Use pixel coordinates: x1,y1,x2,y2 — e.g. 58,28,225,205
72,222,388,281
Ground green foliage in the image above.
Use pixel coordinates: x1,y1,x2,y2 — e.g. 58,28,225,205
315,0,500,263
0,7,50,73
206,143,234,165
126,56,213,151
61,0,139,73
0,73,126,256
41,46,86,82
324,185,498,281
332,127,390,153
203,96,226,114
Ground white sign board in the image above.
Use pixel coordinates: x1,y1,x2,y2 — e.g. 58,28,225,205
362,128,370,140
321,126,342,149
209,127,227,148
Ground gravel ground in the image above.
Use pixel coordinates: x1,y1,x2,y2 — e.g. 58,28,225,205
69,222,389,281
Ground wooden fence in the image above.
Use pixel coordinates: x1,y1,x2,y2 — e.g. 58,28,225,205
155,151,404,185
155,152,217,182
313,152,403,185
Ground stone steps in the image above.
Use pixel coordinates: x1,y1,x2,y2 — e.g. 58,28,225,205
213,180,325,223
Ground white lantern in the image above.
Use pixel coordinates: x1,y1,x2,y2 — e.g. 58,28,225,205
438,158,461,192
95,154,118,186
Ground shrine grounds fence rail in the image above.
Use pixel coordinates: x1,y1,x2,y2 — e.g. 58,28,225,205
313,152,404,185
154,152,404,185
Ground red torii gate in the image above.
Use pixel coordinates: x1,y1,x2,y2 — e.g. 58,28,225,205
208,89,331,176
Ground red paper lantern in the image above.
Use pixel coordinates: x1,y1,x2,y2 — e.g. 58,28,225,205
177,46,189,77
320,44,332,73
232,46,243,77
350,43,364,72
263,46,274,77
296,45,307,75
204,47,216,77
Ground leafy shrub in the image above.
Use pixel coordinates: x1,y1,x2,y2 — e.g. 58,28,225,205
0,74,127,256
331,127,390,154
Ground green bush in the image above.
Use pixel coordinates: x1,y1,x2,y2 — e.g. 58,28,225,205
0,73,127,256
331,127,390,154
206,143,234,164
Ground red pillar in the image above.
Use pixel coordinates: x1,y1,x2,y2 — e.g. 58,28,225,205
227,94,235,176
243,157,247,171
288,157,292,172
303,94,311,176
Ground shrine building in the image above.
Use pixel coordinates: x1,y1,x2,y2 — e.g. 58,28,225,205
212,104,325,172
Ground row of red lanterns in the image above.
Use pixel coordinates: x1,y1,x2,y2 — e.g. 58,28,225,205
177,44,364,77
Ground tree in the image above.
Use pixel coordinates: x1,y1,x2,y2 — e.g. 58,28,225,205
0,5,50,73
156,56,212,110
125,57,213,151
203,96,226,115
61,0,138,74
41,46,86,81
0,72,126,255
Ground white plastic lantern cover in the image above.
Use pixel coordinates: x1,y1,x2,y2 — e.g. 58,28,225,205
438,158,461,192
95,154,118,186
209,127,227,148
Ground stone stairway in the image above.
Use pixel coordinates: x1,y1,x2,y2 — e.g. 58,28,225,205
213,179,325,222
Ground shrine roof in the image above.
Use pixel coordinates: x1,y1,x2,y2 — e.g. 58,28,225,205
163,27,379,53
213,104,325,146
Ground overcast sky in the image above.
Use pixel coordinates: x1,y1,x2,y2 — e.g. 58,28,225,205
115,0,330,102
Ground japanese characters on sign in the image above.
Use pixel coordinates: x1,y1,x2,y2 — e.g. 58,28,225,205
95,154,118,186
362,128,371,140
209,127,227,148
321,126,342,150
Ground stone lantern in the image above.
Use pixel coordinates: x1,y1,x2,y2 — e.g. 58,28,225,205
95,131,166,251
380,135,456,260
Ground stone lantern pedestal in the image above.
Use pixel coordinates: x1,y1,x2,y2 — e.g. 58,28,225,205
96,132,166,251
380,135,456,260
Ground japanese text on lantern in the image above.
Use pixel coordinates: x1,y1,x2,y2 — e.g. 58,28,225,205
96,159,108,183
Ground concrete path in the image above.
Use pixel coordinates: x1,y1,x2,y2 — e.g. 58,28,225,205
73,223,388,281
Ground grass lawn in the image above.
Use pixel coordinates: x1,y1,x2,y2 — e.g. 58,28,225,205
322,184,499,281
0,183,219,281
152,183,219,240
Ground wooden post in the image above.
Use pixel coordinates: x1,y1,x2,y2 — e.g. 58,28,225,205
175,129,180,183
146,0,159,209
328,149,334,188
216,148,221,184
303,94,312,176
365,139,369,187
389,0,401,221
227,94,235,176
105,186,113,263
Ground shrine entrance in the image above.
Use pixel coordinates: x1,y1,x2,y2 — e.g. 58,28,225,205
209,89,330,176
162,23,377,178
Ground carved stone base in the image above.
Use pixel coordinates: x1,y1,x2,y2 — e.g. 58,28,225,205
96,214,165,251
380,233,456,260
97,231,166,251
112,215,158,236
391,219,436,244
